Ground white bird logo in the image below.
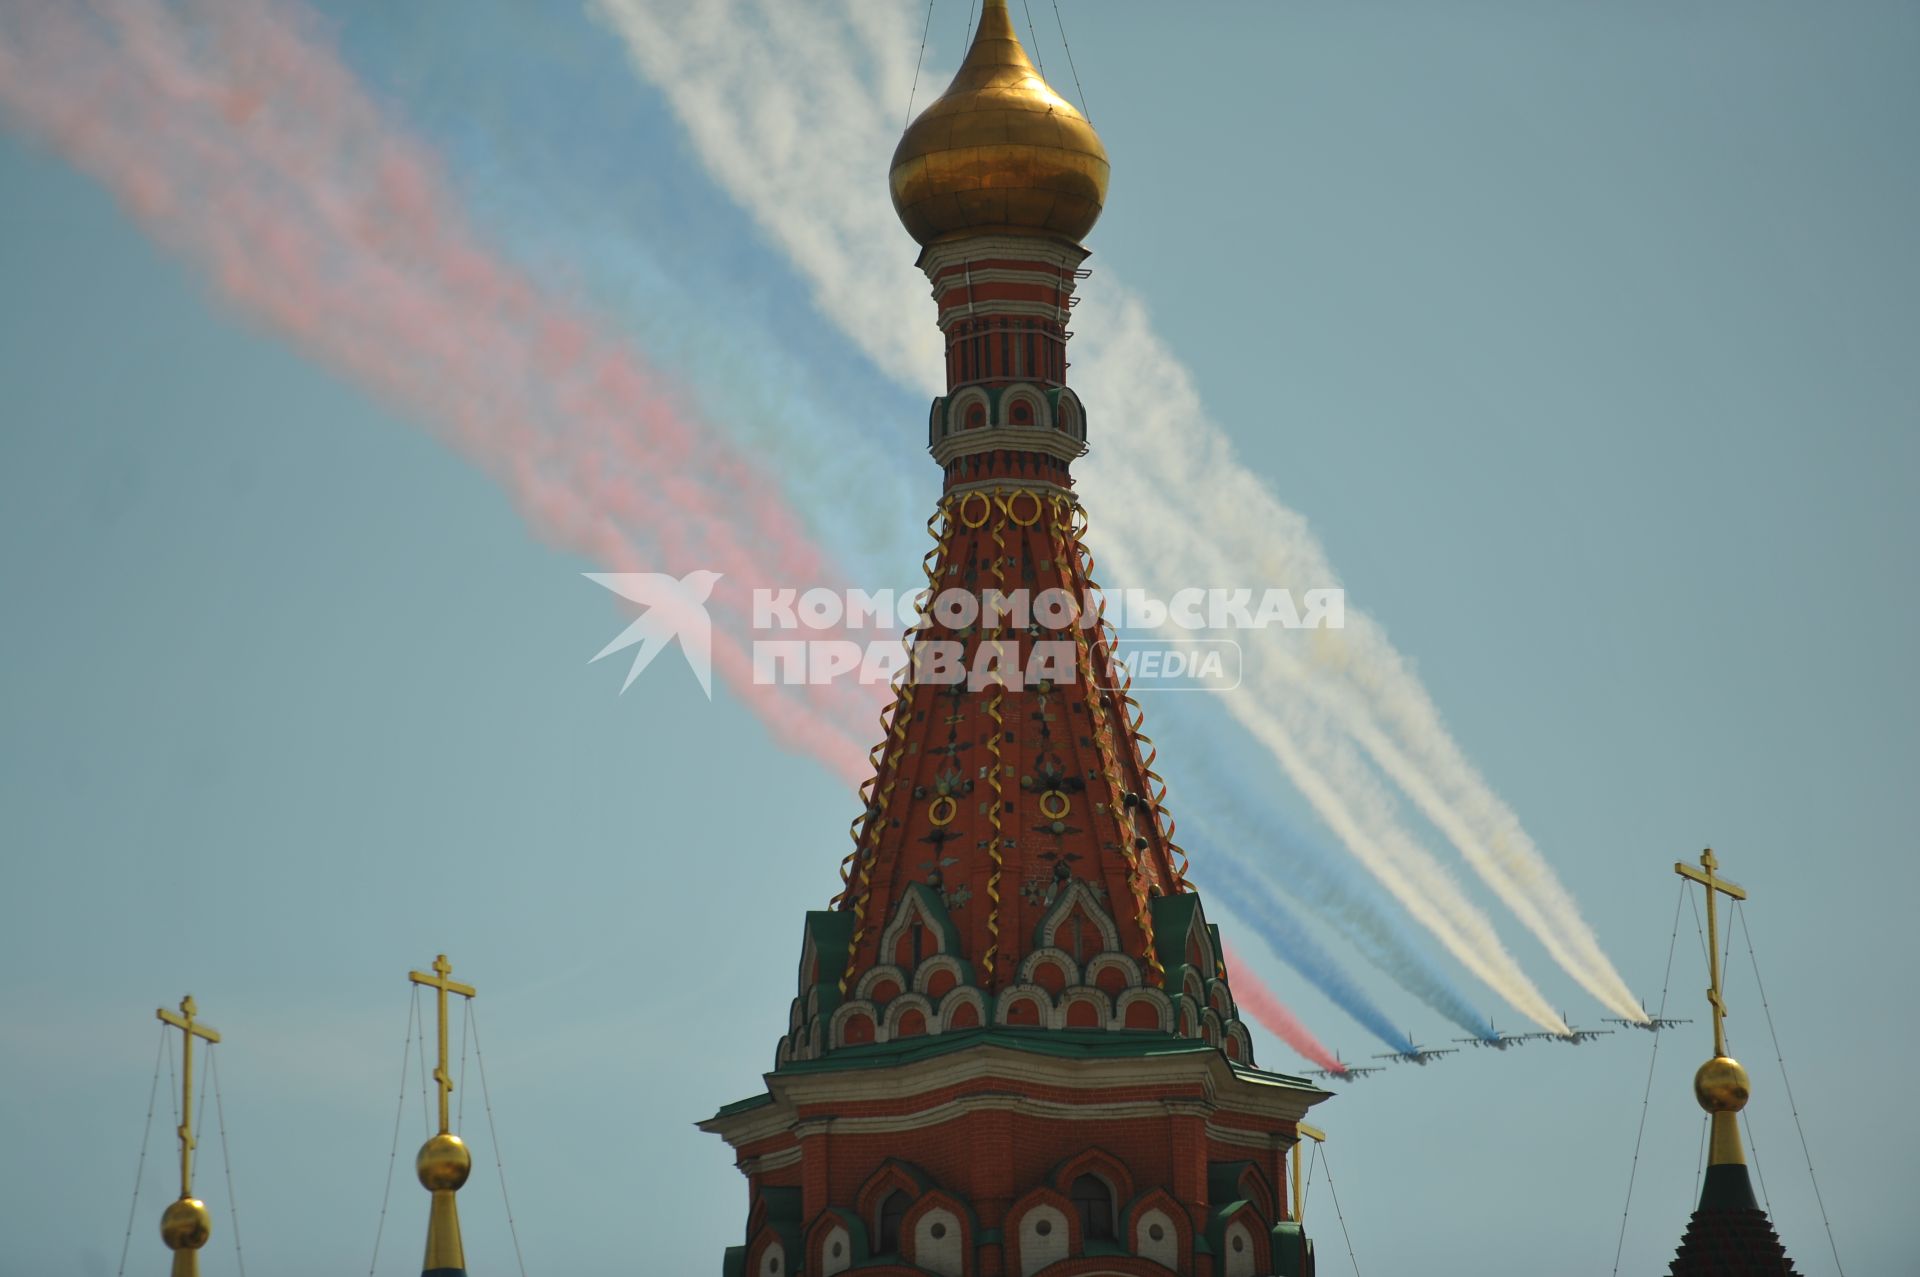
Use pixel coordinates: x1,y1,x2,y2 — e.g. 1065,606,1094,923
583,570,723,698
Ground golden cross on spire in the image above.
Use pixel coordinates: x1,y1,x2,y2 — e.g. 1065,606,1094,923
409,954,476,1134
1675,847,1747,1056
156,995,220,1276
156,995,221,1199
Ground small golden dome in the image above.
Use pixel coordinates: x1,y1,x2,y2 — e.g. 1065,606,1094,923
889,0,1108,246
1694,1055,1751,1113
416,1132,472,1192
160,1197,212,1251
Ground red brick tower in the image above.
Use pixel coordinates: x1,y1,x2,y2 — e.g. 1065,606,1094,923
703,7,1327,1274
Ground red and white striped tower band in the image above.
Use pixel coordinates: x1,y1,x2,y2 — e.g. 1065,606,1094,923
701,6,1330,1275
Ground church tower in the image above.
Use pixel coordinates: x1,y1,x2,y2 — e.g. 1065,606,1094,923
702,6,1327,1274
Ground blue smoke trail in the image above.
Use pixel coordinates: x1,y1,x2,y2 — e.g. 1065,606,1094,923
1187,845,1415,1054
1149,694,1496,1041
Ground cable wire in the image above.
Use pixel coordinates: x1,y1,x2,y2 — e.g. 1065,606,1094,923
1694,1112,1708,1202
367,995,418,1276
413,985,431,1140
1741,1108,1775,1218
116,1027,168,1277
166,1028,180,1141
1611,880,1687,1276
1051,0,1091,120
903,0,935,129
210,1046,248,1277
1737,903,1846,1275
1020,0,1046,77
469,1006,529,1277
1318,1143,1362,1276
457,994,471,1131
194,1035,212,1156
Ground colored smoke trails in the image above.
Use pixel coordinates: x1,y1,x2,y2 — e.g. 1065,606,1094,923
1192,851,1418,1054
1168,716,1496,1041
1220,943,1343,1074
0,0,1326,1054
593,0,1644,1028
343,0,1515,1048
0,0,881,784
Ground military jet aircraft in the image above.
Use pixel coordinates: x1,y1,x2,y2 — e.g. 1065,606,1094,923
1302,1055,1385,1082
1548,1013,1614,1044
1453,1022,1535,1051
1372,1042,1458,1066
1604,1001,1692,1033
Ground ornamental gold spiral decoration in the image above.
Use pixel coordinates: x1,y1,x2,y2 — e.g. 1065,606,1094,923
1092,609,1192,893
839,495,958,993
1049,493,1165,987
978,489,1011,986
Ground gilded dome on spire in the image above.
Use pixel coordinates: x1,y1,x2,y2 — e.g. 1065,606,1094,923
889,0,1109,246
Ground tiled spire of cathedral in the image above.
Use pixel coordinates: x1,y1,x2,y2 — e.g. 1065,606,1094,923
705,8,1326,1274
784,0,1263,1072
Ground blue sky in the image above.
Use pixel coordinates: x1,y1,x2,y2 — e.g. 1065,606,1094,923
1,2,1914,1274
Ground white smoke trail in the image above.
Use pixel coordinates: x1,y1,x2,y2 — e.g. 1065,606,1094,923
590,0,1645,1025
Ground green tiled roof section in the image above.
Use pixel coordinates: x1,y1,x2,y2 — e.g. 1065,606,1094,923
1204,1197,1253,1261
817,1206,872,1267
710,1092,776,1120
1270,1222,1312,1277
1151,894,1203,992
763,1186,803,1227
800,911,854,1014
1206,1160,1256,1205
897,882,964,958
761,1186,805,1263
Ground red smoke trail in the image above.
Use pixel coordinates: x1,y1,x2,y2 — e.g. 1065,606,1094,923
0,0,1324,1040
0,0,882,781
1223,944,1343,1074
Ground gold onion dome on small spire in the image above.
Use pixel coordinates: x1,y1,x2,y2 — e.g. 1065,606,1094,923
1694,1055,1751,1114
889,0,1109,246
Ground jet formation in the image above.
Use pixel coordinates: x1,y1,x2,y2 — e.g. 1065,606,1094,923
1302,1004,1684,1083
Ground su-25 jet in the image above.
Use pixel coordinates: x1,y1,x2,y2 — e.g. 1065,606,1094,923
1547,1012,1614,1044
1453,1021,1537,1051
1372,1041,1458,1066
1604,1000,1692,1033
1302,1055,1385,1082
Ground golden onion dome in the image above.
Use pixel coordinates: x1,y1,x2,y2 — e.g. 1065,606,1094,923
889,0,1109,246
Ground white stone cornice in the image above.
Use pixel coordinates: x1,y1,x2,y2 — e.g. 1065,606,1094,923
919,234,1089,281
700,1040,1324,1150
741,1143,805,1174
702,1044,1320,1152
942,476,1074,499
931,424,1087,467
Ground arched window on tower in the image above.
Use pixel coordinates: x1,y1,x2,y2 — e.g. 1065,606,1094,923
877,1190,910,1255
1070,1174,1115,1243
